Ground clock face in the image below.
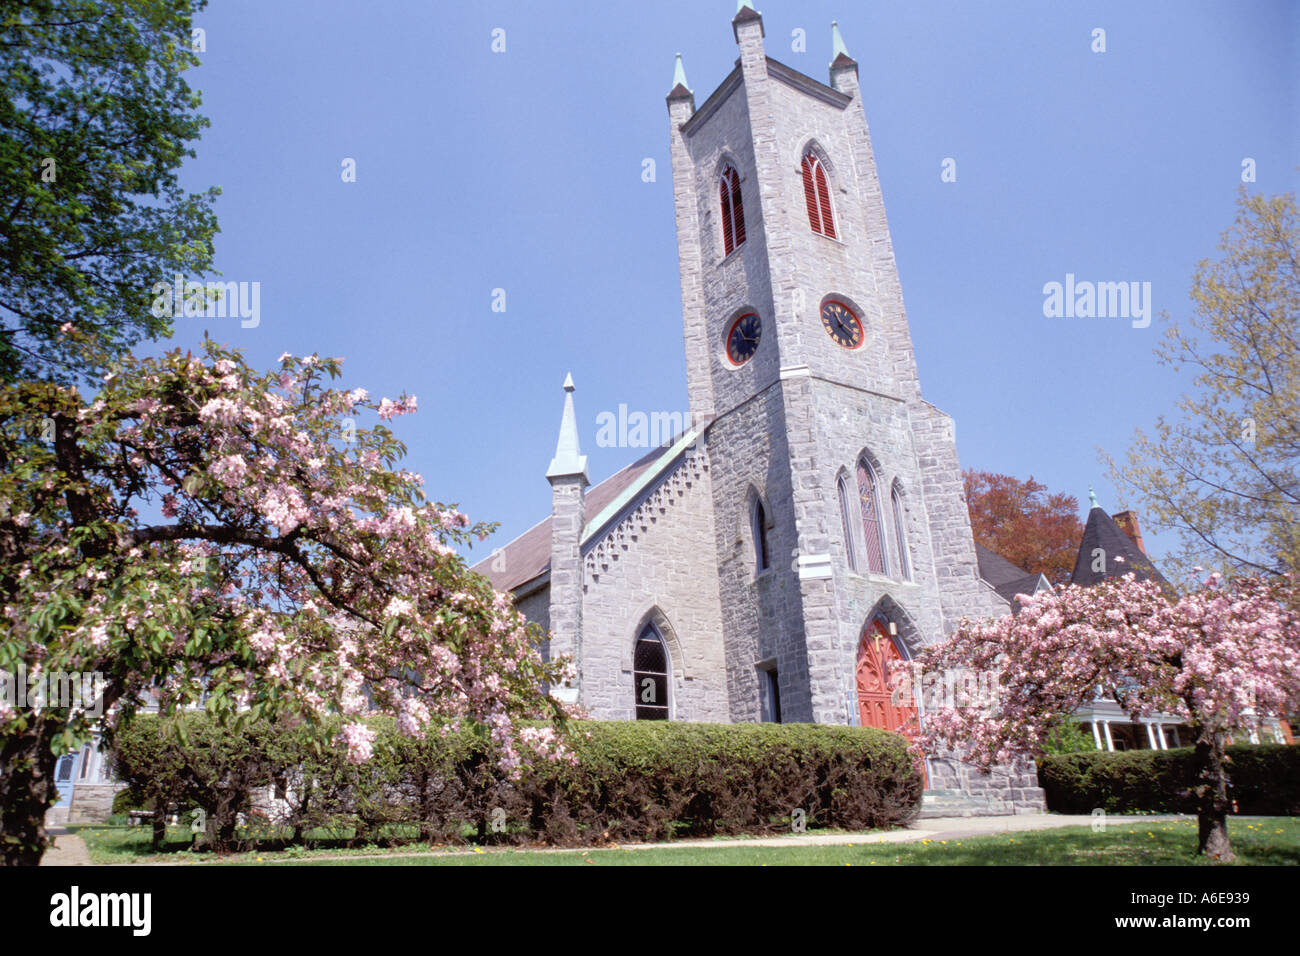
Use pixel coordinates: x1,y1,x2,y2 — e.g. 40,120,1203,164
821,300,863,349
725,313,762,366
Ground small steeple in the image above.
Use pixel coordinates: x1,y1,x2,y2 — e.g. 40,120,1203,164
828,20,859,91
1088,486,1100,510
732,0,763,42
547,373,589,481
667,52,692,99
831,20,851,60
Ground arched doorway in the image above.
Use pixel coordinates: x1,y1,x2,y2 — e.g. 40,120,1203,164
856,619,918,737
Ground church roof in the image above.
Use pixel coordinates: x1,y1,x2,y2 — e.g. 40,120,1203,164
1070,505,1171,589
975,543,1052,608
470,439,687,594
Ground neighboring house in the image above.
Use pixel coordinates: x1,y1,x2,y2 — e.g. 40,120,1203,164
47,737,120,826
982,492,1291,752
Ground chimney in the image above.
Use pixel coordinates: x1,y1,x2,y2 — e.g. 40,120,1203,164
1112,510,1147,556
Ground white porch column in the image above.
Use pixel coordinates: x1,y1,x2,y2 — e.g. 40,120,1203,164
1102,720,1115,752
1157,724,1168,749
1145,723,1157,749
1091,720,1103,750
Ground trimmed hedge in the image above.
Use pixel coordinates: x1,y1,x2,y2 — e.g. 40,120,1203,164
1038,744,1300,815
110,715,921,849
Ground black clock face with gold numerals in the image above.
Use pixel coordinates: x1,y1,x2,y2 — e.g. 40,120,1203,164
820,300,863,349
725,312,762,365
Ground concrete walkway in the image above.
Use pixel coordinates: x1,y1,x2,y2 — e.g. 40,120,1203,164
40,827,93,866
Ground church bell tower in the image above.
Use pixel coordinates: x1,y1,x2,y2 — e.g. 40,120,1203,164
666,5,995,724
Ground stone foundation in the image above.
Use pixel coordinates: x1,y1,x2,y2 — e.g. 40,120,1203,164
66,783,126,823
925,754,1045,816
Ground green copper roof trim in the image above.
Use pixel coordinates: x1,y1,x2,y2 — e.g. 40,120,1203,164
581,427,702,544
831,20,849,58
1089,487,1100,510
737,0,755,11
672,52,690,93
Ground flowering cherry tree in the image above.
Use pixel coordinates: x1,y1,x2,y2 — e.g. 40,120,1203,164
919,573,1300,861
0,332,566,865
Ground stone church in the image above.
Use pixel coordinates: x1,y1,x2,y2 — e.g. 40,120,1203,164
474,5,1043,811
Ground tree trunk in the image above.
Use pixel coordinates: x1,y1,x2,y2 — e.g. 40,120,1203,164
0,721,60,866
150,797,166,850
1194,728,1235,862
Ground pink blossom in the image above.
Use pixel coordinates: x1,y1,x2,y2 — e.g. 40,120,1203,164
340,722,376,764
211,455,248,484
385,597,414,618
376,396,417,421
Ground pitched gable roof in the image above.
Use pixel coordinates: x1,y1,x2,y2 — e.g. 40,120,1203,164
1070,506,1171,589
470,433,697,594
975,543,1032,587
975,543,1052,608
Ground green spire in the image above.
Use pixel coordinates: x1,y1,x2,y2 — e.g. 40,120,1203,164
547,373,588,481
671,52,690,93
1089,487,1100,510
831,20,849,59
737,0,755,11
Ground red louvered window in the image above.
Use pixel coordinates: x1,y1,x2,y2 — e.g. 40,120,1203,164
801,154,836,238
856,459,887,575
720,166,746,256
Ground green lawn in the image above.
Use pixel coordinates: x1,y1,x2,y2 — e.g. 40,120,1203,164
69,817,1300,866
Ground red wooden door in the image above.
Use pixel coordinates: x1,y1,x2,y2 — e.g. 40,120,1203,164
856,620,918,737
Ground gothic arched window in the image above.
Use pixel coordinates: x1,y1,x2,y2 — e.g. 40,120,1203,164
891,484,911,581
720,165,746,256
752,498,770,572
801,154,836,239
856,459,887,575
634,624,669,720
837,474,858,572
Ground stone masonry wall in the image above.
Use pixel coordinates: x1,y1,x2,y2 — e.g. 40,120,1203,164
707,387,810,722
579,443,729,722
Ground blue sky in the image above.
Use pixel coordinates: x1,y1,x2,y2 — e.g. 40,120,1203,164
163,0,1298,568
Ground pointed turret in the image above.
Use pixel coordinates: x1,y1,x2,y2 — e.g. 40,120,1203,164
1070,495,1170,591
546,373,589,481
666,52,694,111
733,0,764,43
829,20,859,92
